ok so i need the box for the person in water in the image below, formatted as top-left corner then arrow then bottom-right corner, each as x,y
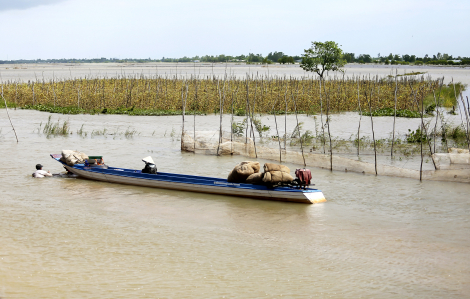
33,164 -> 52,178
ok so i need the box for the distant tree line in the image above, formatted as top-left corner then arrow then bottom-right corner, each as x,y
1,51 -> 468,65
343,52 -> 470,65
159,52 -> 301,64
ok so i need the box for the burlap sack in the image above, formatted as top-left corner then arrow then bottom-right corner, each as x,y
227,161 -> 260,183
61,150 -> 89,166
246,172 -> 264,184
244,161 -> 260,173
264,163 -> 290,173
262,171 -> 294,184
228,164 -> 254,183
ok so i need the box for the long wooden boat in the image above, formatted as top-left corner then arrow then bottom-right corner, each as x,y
50,154 -> 326,204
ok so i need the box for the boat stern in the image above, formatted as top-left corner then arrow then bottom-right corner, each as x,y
304,190 -> 327,204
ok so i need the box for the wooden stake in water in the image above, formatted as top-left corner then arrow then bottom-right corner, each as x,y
319,78 -> 326,154
283,84 -> 288,150
181,81 -> 188,150
15,82 -> 18,110
271,85 -> 282,162
459,93 -> 470,151
292,82 -> 306,167
322,80 -> 333,171
391,70 -> 398,157
1,86 -> 19,143
409,83 -> 437,170
365,84 -> 377,176
194,78 -> 199,152
420,88 -> 424,182
356,76 -> 362,156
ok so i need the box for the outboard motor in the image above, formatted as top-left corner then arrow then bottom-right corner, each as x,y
142,156 -> 158,174
295,168 -> 312,189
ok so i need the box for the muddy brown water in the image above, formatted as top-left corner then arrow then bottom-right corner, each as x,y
1,64 -> 470,298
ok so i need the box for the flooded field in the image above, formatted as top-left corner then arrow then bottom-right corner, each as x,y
1,63 -> 470,86
1,64 -> 470,298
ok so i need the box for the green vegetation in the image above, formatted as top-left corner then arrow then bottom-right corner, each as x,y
387,72 -> 427,78
231,118 -> 271,137
406,128 -> 428,143
2,49 -> 469,66
1,76 -> 440,116
278,56 -> 295,64
25,104 -> 86,114
39,116 -> 71,137
252,117 -> 271,137
423,82 -> 467,108
400,72 -> 426,76
37,117 -> 140,139
300,41 -> 346,79
22,104 -> 205,116
362,108 -> 422,118
232,119 -> 246,136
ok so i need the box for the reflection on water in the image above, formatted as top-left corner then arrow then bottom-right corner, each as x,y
1,110 -> 470,298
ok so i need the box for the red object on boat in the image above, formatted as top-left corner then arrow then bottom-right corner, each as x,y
295,169 -> 312,186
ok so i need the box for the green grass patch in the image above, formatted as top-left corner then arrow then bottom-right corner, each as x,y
423,82 -> 467,108
39,116 -> 71,137
387,72 -> 427,78
24,104 -> 87,114
21,104 -> 206,116
362,108 -> 422,118
0,101 -> 19,109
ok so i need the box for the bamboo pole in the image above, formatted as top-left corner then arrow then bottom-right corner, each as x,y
391,70 -> 398,157
245,78 -> 258,158
230,85 -> 239,155
420,88 -> 424,182
365,82 -> 377,175
409,83 -> 437,170
15,82 -> 18,110
292,82 -> 306,167
216,76 -> 227,156
194,78 -> 199,152
459,93 -> 470,151
271,83 -> 282,162
245,76 -> 250,144
319,78 -> 326,154
283,83 -> 288,150
181,81 -> 188,147
357,76 -> 362,156
433,78 -> 444,152
77,83 -> 80,108
432,90 -> 446,151
1,86 -> 19,143
322,79 -> 333,171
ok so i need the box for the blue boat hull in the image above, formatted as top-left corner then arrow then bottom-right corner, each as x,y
51,155 -> 326,204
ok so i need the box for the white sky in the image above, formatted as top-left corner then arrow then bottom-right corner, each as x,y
1,0 -> 469,60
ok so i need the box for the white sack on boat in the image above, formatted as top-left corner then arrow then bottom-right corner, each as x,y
61,150 -> 89,166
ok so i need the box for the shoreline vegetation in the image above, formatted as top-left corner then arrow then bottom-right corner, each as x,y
2,73 -> 468,157
1,52 -> 469,66
1,75 -> 465,117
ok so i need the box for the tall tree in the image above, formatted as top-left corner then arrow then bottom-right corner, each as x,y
300,41 -> 346,79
